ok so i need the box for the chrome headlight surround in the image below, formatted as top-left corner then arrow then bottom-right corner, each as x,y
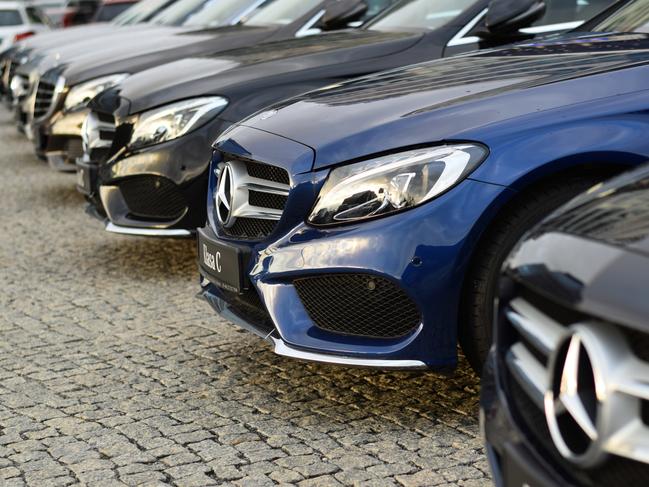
129,97 -> 229,150
308,144 -> 489,226
64,74 -> 130,112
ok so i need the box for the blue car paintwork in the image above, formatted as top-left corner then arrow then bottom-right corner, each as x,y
202,33 -> 649,368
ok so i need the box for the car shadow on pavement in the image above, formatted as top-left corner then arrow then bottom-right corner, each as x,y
85,235 -> 198,281
39,179 -> 86,208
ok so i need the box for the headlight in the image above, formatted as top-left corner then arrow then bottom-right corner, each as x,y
64,74 -> 129,112
130,97 -> 228,149
309,144 -> 488,225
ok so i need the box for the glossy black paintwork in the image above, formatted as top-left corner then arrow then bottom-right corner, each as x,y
505,164 -> 649,334
33,0 -> 397,87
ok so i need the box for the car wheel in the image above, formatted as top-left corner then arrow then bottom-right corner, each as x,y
459,176 -> 604,374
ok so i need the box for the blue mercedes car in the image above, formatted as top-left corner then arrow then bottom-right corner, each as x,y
198,0 -> 649,372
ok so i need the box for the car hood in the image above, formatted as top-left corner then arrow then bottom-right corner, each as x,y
40,25 -> 276,86
237,33 -> 649,170
19,23 -> 119,50
118,29 -> 423,114
507,161 -> 649,333
67,25 -> 280,85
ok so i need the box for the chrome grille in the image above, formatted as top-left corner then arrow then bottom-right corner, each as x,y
500,285 -> 649,485
214,159 -> 290,241
32,76 -> 63,121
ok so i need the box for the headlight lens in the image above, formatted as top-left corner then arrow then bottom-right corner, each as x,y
130,97 -> 228,149
309,144 -> 488,225
64,74 -> 129,112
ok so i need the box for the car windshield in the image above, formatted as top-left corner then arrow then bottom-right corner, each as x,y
244,0 -> 320,27
112,0 -> 171,24
367,0 -> 476,32
589,0 -> 649,33
0,9 -> 22,26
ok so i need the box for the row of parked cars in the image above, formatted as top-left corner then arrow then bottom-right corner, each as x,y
0,0 -> 145,54
2,0 -> 648,485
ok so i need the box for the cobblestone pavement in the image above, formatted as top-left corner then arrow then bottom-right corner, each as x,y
0,106 -> 491,487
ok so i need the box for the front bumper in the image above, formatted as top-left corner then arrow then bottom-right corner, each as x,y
481,350 -> 577,487
39,108 -> 87,172
199,174 -> 511,369
94,119 -> 229,235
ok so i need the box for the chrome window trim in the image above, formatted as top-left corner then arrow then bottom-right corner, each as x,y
295,9 -> 326,38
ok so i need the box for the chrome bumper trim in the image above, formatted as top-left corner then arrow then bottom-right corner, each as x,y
271,338 -> 427,369
105,222 -> 192,238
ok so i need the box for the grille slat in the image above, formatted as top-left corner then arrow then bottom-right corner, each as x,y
216,159 -> 290,241
294,274 -> 421,339
33,79 -> 57,119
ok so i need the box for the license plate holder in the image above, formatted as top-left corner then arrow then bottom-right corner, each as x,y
76,161 -> 97,196
198,227 -> 249,293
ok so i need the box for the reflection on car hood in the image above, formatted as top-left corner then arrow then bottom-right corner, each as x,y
41,25 -> 275,85
239,33 -> 649,169
537,164 -> 649,256
117,29 -> 422,114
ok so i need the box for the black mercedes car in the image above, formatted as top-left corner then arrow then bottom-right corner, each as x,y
481,163 -> 649,486
80,0 -> 613,237
21,0 -> 389,169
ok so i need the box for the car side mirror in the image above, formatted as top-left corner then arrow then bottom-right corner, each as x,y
477,0 -> 546,39
320,0 -> 368,31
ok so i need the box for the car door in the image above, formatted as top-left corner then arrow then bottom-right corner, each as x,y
444,0 -> 616,57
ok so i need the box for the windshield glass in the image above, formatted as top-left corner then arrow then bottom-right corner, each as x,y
181,0 -> 265,27
590,0 -> 649,32
245,0 -> 320,26
368,0 -> 476,32
0,9 -> 22,26
112,0 -> 172,24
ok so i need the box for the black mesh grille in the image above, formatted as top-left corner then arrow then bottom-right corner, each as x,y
246,160 -> 290,185
222,218 -> 279,240
294,274 -> 421,339
219,288 -> 274,334
118,176 -> 187,221
34,79 -> 56,119
248,190 -> 287,210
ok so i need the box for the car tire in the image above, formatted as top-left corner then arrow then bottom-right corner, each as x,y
459,176 -> 603,375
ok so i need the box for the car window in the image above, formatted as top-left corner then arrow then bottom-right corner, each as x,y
181,0 -> 267,27
367,0 -> 477,32
151,0 -> 264,27
452,0 -> 615,46
0,9 -> 23,26
245,0 -> 321,26
589,0 -> 649,33
25,6 -> 49,24
112,0 -> 172,24
95,2 -> 134,21
529,0 -> 612,26
362,0 -> 400,22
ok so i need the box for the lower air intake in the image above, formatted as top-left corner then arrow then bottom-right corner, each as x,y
294,274 -> 421,339
118,176 -> 187,221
